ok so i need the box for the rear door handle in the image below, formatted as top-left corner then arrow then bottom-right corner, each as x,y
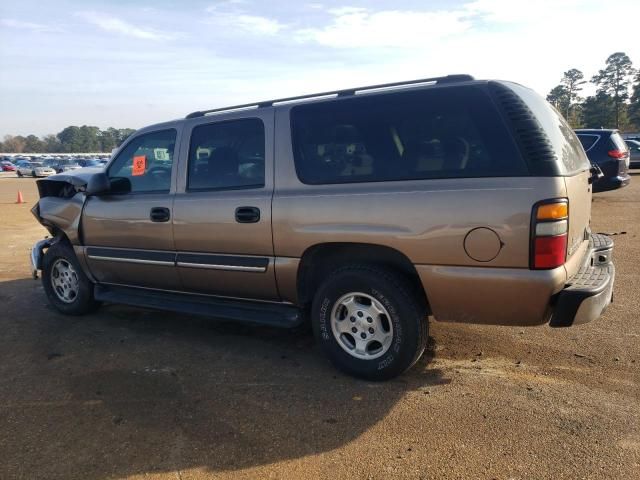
150,207 -> 170,222
235,206 -> 260,223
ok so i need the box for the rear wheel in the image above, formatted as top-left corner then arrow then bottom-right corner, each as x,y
312,264 -> 428,380
17,170 -> 22,177
42,242 -> 98,315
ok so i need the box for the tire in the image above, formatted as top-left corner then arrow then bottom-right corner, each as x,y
42,242 -> 99,315
17,171 -> 22,177
312,264 -> 428,381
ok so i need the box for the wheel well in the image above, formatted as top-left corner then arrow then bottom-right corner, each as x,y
296,243 -> 429,310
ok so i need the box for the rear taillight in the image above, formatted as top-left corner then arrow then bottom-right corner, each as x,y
608,149 -> 628,159
531,199 -> 568,270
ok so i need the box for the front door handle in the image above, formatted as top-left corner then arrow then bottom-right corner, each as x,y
150,207 -> 170,223
235,206 -> 260,223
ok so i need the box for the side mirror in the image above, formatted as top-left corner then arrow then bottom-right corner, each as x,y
86,172 -> 110,196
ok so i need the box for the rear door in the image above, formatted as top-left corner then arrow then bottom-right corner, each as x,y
172,110 -> 278,300
82,127 -> 182,290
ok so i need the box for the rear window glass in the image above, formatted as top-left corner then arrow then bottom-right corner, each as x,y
610,132 -> 628,151
506,83 -> 590,174
290,86 -> 527,185
576,134 -> 599,152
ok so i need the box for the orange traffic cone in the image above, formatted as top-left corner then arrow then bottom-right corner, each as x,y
16,190 -> 25,204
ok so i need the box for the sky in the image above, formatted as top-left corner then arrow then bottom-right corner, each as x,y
1,0 -> 639,137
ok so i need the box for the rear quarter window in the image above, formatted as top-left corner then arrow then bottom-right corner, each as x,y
290,86 -> 527,185
503,83 -> 590,175
576,134 -> 600,152
609,132 -> 629,151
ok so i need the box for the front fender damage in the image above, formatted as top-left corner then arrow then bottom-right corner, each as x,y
32,173 -> 92,245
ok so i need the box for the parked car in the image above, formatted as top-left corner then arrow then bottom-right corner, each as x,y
17,162 -> 56,178
79,158 -> 108,168
574,129 -> 631,192
44,159 -> 83,174
1,161 -> 17,172
30,75 -> 615,380
625,139 -> 640,168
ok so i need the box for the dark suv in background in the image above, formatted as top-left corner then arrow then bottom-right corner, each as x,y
575,129 -> 631,192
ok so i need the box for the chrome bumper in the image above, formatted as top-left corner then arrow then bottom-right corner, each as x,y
30,238 -> 53,279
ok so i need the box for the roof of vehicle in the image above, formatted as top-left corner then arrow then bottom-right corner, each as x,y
133,75 -> 494,137
187,75 -> 484,121
574,129 -> 619,134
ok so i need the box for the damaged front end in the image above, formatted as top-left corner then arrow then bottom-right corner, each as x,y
30,170 -> 101,278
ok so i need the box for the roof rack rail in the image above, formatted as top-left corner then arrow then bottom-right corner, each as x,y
185,74 -> 474,119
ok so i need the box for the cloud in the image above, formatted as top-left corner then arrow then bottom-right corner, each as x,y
295,7 -> 472,48
219,14 -> 284,35
75,11 -> 173,41
0,18 -> 61,33
466,0 -> 584,23
203,3 -> 284,35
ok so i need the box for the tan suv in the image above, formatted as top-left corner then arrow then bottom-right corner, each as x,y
30,75 -> 615,380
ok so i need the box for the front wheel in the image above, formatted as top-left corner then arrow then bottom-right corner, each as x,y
17,171 -> 23,177
42,242 -> 99,315
312,264 -> 428,380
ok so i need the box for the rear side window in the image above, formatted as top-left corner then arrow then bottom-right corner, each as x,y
291,86 -> 527,185
504,83 -> 590,174
187,118 -> 265,191
609,132 -> 628,152
576,134 -> 600,152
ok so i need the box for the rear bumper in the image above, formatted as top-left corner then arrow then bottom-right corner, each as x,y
593,173 -> 631,192
549,233 -> 614,327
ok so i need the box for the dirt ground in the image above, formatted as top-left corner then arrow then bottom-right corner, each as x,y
0,174 -> 638,480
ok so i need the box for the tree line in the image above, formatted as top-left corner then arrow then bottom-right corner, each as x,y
547,51 -> 639,131
3,53 -> 638,154
0,126 -> 136,153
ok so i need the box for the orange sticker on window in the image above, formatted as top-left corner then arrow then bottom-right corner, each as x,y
132,155 -> 146,176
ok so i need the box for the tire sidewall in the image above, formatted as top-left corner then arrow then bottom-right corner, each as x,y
42,242 -> 96,315
313,268 -> 423,380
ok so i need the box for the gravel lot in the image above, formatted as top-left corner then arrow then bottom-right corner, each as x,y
0,175 -> 638,480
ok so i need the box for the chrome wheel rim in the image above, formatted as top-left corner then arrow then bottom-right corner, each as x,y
330,292 -> 394,360
50,259 -> 79,304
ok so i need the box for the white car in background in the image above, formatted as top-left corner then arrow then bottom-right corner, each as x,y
17,161 -> 56,178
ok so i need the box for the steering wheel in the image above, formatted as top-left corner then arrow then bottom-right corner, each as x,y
145,166 -> 171,187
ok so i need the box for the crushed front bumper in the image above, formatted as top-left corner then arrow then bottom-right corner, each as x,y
549,233 -> 614,327
30,238 -> 53,279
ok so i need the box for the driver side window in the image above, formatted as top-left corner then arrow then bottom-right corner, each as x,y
108,129 -> 177,194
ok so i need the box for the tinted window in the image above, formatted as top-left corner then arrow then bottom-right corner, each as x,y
576,134 -> 600,152
506,83 -> 590,174
187,119 -> 265,191
609,132 -> 629,152
291,86 -> 527,185
108,129 -> 176,194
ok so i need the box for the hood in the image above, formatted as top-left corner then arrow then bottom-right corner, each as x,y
41,168 -> 102,188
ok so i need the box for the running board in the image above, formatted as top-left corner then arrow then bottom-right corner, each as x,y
94,285 -> 303,328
